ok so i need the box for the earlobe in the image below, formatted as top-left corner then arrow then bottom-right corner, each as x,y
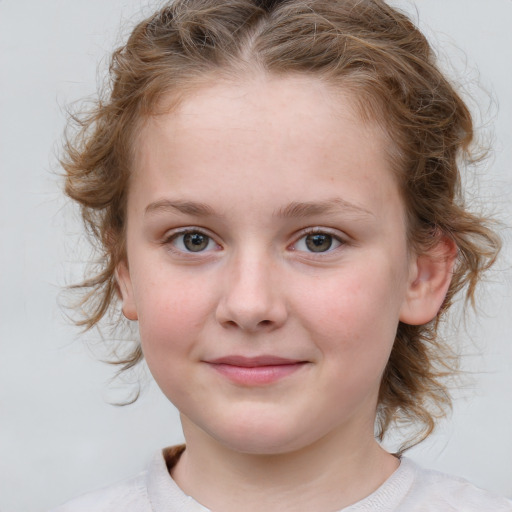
115,262 -> 138,321
399,237 -> 457,326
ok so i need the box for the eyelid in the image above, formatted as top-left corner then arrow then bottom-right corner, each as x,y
163,226 -> 206,241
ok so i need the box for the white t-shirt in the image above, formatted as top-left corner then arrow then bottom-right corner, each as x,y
50,446 -> 512,511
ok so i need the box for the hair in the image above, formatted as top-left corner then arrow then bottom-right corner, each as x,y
62,0 -> 500,451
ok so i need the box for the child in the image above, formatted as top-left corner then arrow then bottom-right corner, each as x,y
54,0 -> 511,510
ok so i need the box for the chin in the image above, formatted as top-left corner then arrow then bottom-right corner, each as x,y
205,415 -> 322,456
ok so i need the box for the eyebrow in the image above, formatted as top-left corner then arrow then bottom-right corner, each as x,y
144,197 -> 374,219
145,199 -> 216,217
275,198 -> 374,219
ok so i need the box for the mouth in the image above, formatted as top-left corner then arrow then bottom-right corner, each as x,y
204,355 -> 309,386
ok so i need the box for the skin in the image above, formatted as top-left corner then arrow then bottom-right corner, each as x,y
117,75 -> 454,512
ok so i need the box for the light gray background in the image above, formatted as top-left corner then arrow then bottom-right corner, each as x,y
0,1 -> 511,510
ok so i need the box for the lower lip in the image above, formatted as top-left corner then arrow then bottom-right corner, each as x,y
207,362 -> 307,386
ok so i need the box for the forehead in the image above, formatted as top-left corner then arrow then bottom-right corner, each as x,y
136,75 -> 390,171
131,75 -> 403,223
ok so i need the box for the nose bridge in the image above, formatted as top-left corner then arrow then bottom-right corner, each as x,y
216,244 -> 287,331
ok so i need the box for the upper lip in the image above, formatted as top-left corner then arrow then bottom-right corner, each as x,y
205,356 -> 306,367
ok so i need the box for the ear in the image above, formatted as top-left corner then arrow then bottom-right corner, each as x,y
399,237 -> 457,325
115,261 -> 138,321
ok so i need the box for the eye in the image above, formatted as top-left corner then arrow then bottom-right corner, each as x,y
293,231 -> 343,253
168,230 -> 218,253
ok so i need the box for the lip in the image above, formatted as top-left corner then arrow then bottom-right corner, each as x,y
204,356 -> 309,386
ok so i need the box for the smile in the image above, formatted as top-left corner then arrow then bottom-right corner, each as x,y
204,356 -> 309,386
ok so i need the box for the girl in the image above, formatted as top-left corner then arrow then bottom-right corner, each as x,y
54,0 -> 511,510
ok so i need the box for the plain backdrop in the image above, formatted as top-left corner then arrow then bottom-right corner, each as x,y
0,1 -> 511,510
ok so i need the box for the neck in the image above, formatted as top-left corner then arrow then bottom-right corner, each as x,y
172,417 -> 399,512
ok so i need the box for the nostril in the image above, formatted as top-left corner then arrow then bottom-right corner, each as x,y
220,318 -> 274,331
215,291 -> 288,332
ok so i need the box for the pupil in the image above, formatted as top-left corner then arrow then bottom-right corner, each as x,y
306,233 -> 332,252
184,233 -> 209,252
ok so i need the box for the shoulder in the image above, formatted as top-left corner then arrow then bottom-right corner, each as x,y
48,471 -> 150,512
48,446 -> 207,512
398,458 -> 512,512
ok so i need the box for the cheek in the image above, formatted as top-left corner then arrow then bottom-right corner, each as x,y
135,271 -> 216,355
294,263 -> 404,359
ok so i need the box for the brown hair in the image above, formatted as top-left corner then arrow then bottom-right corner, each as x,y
62,0 -> 500,450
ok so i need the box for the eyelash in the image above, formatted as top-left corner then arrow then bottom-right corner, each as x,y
162,227 -> 347,256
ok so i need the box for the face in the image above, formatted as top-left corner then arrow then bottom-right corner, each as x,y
117,75 -> 429,455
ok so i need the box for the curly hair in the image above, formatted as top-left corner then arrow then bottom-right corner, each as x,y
62,0 -> 500,451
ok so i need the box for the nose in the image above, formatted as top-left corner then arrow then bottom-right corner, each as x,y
215,251 -> 288,332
